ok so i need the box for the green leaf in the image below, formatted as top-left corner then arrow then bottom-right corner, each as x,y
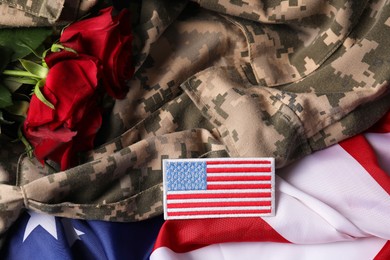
4,100 -> 29,117
0,46 -> 12,73
2,78 -> 23,93
34,80 -> 55,109
17,41 -> 43,59
18,127 -> 34,158
2,77 -> 37,93
0,27 -> 52,61
19,59 -> 49,79
2,69 -> 40,79
0,83 -> 12,108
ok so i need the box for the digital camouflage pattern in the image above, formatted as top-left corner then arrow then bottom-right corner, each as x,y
0,0 -> 97,27
1,0 -> 390,246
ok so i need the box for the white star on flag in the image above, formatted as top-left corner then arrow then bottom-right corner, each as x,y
23,211 -> 58,242
61,218 -> 85,246
23,211 -> 84,244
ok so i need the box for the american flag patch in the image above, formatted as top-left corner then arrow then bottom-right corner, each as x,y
163,158 -> 275,220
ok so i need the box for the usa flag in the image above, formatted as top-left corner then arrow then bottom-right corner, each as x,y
163,158 -> 275,219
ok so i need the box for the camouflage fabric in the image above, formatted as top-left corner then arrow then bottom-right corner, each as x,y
0,0 -> 97,27
1,0 -> 390,245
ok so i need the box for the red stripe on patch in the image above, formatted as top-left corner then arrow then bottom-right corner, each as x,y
207,160 -> 271,165
167,201 -> 272,208
207,167 -> 272,173
207,184 -> 272,190
166,192 -> 272,200
207,175 -> 272,182
168,209 -> 272,216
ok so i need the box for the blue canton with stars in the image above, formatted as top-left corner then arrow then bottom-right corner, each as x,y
166,161 -> 207,191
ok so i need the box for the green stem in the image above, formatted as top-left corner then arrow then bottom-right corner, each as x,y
2,69 -> 41,78
34,79 -> 55,109
51,43 -> 77,54
18,126 -> 33,158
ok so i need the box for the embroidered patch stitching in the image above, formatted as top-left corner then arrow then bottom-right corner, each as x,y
163,158 -> 275,220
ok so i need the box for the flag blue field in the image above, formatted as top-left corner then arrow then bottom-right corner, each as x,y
0,211 -> 164,260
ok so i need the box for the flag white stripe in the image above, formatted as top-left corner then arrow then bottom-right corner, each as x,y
364,132 -> 390,174
167,189 -> 272,194
167,198 -> 272,203
167,206 -> 271,212
265,142 -> 390,243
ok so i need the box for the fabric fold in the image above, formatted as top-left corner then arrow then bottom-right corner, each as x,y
0,0 -> 390,250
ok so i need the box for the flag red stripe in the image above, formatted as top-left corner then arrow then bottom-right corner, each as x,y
208,184 -> 272,190
207,167 -> 271,173
374,240 -> 390,260
153,218 -> 289,253
167,201 -> 272,208
207,160 -> 271,165
168,209 -> 272,216
167,192 -> 272,200
207,176 -> 271,182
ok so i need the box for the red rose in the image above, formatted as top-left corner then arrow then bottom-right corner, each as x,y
60,7 -> 133,99
23,50 -> 102,170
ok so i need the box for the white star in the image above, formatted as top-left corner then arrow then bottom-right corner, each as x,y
23,211 -> 85,245
61,218 -> 85,246
23,211 -> 58,242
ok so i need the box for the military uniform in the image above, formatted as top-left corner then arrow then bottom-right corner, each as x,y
0,0 -> 389,247
0,0 -> 97,27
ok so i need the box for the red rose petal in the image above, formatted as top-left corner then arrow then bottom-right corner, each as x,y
44,56 -> 100,127
60,6 -> 133,99
23,6 -> 133,170
24,90 -> 57,127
